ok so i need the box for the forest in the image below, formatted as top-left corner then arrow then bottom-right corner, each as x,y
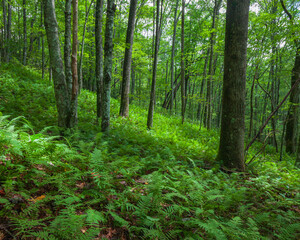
0,0 -> 299,239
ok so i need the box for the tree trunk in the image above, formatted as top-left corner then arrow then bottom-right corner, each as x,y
101,0 -> 115,132
205,0 -> 222,129
130,65 -> 135,103
286,46 -> 300,153
169,0 -> 179,112
296,134 -> 300,167
78,0 -> 94,93
43,0 -> 70,128
68,0 -> 79,128
147,0 -> 161,129
64,0 -> 72,96
217,0 -> 250,171
180,0 -> 185,124
197,49 -> 209,122
2,0 -> 7,61
119,0 -> 138,117
6,0 -> 11,62
41,2 -> 45,79
23,0 -> 27,65
96,0 -> 104,119
249,64 -> 259,138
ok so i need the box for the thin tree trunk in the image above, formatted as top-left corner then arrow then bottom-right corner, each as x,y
205,0 -> 222,129
197,49 -> 210,122
78,0 -> 94,92
41,2 -> 45,79
119,0 -> 138,117
170,0 -> 179,111
23,0 -> 27,65
181,0 -> 185,124
6,0 -> 11,62
68,0 -> 79,128
147,0 -> 161,129
101,0 -> 115,132
96,0 -> 104,119
64,0 -> 72,96
130,65 -> 135,103
2,0 -> 7,61
217,0 -> 250,171
249,64 -> 259,138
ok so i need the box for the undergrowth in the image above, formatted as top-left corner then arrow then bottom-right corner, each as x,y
0,62 -> 299,239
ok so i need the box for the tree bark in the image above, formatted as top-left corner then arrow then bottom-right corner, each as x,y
180,0 -> 185,124
78,0 -> 94,92
170,0 -> 179,111
6,0 -> 11,62
96,0 -> 104,119
64,0 -> 72,97
41,2 -> 45,79
43,0 -> 70,128
280,0 -> 300,154
119,0 -> 138,117
23,0 -> 27,65
101,0 -> 115,132
68,0 -> 79,128
217,0 -> 250,171
286,46 -> 300,153
147,0 -> 161,129
204,0 -> 222,129
2,0 -> 7,61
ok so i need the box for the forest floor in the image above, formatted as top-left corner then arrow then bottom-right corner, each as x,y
0,62 -> 299,239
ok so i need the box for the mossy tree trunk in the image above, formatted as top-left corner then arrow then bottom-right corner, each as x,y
43,0 -> 70,128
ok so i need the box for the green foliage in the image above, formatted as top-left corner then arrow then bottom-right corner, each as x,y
0,64 -> 299,239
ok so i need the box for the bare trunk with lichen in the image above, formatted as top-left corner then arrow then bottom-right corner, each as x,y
101,0 -> 115,132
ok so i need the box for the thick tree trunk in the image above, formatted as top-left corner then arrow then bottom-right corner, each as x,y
119,0 -> 138,117
217,0 -> 250,171
96,0 -> 104,119
43,0 -> 69,128
286,46 -> 300,153
101,0 -> 115,132
64,0 -> 72,96
23,0 -> 27,65
147,0 -> 161,129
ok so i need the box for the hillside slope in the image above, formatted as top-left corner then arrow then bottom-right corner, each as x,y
0,62 -> 299,239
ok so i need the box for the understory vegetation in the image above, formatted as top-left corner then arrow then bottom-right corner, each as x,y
0,63 -> 299,239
